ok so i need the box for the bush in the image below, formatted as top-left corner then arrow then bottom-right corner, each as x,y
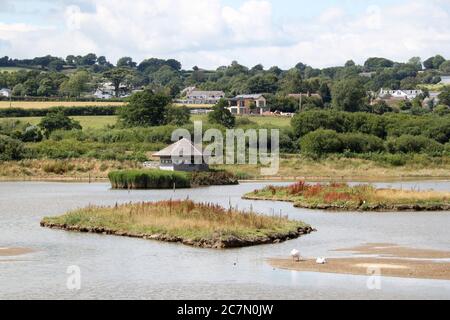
21,125 -> 43,142
340,133 -> 385,153
300,130 -> 343,156
208,99 -> 236,129
0,135 -> 26,160
165,106 -> 191,126
118,91 -> 171,127
39,111 -> 82,137
387,135 -> 444,155
108,170 -> 191,189
292,111 -> 387,139
189,170 -> 238,186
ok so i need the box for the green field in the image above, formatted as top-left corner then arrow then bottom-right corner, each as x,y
0,101 -> 125,109
1,116 -> 117,129
191,115 -> 291,127
2,115 -> 291,130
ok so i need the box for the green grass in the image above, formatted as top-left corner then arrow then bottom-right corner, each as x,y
41,200 -> 309,248
108,169 -> 239,189
192,115 -> 291,128
108,169 -> 191,189
2,114 -> 290,131
1,116 -> 117,129
417,84 -> 449,91
245,181 -> 450,211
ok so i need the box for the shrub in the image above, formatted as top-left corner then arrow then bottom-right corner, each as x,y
43,161 -> 75,174
387,135 -> 444,155
292,111 -> 387,139
189,170 -> 238,186
340,133 -> 385,153
118,91 -> 171,127
0,135 -> 26,161
21,126 -> 43,142
165,106 -> 191,126
300,130 -> 343,156
39,111 -> 82,137
208,99 -> 236,129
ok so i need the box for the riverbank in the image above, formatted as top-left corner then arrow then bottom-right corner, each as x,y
41,200 -> 314,249
244,181 -> 450,212
269,244 -> 450,281
1,156 -> 450,182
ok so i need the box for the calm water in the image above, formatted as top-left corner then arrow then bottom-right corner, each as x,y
0,181 -> 449,300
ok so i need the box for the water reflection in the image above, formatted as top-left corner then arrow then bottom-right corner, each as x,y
0,181 -> 449,300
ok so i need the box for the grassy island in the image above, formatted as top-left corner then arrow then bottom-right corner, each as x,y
40,200 -> 313,249
108,169 -> 238,189
244,181 -> 450,212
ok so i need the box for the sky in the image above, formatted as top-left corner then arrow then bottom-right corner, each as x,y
0,0 -> 449,69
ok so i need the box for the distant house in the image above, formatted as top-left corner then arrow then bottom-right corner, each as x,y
184,89 -> 225,105
93,89 -> 113,99
379,89 -> 423,100
0,88 -> 12,98
359,72 -> 376,78
288,93 -> 322,101
228,94 -> 269,115
93,82 -> 129,99
440,75 -> 450,85
153,138 -> 209,172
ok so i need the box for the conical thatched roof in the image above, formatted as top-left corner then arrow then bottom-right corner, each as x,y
153,138 -> 203,157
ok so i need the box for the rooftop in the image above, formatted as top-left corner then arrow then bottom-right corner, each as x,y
153,138 -> 204,157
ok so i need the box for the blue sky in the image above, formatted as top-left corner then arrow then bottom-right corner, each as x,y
0,0 -> 449,69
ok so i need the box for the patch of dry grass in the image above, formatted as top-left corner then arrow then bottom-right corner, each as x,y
42,200 -> 307,241
0,159 -> 140,181
217,155 -> 450,181
0,101 -> 125,109
245,181 -> 450,211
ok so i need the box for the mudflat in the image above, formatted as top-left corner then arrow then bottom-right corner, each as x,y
269,257 -> 450,281
0,247 -> 34,257
269,244 -> 450,281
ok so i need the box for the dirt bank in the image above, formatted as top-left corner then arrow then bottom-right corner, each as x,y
40,221 -> 315,249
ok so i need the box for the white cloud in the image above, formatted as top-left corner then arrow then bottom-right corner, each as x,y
0,0 -> 449,69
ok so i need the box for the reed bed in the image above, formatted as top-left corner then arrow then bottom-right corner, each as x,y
108,170 -> 191,189
245,181 -> 450,211
41,200 -> 311,248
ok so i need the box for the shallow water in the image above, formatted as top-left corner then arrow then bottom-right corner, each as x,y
0,181 -> 449,300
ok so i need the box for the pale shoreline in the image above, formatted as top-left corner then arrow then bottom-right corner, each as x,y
269,244 -> 450,281
0,247 -> 35,257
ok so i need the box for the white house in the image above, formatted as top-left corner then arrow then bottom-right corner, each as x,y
93,89 -> 113,99
379,89 -> 423,100
0,88 -> 12,98
93,82 -> 130,99
153,138 -> 209,172
228,94 -> 269,115
184,90 -> 225,105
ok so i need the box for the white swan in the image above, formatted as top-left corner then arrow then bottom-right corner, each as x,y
316,257 -> 327,264
291,249 -> 301,262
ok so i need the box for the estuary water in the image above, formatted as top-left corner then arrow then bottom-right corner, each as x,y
0,181 -> 449,300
